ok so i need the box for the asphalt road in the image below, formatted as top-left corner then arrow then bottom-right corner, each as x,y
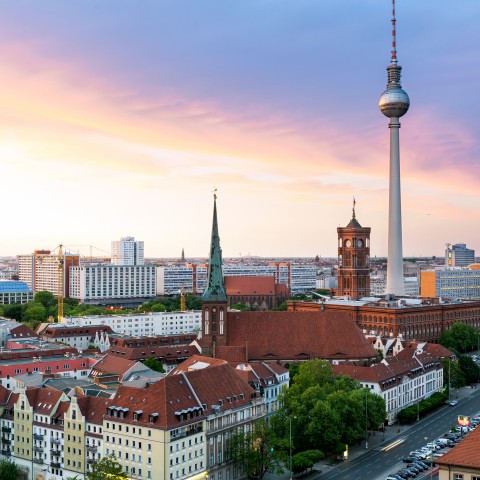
315,388 -> 480,480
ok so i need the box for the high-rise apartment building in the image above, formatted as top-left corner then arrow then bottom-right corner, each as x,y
17,250 -> 80,297
445,243 -> 475,267
69,264 -> 156,304
111,236 -> 144,266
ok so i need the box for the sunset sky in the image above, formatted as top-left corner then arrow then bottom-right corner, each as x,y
0,1 -> 478,259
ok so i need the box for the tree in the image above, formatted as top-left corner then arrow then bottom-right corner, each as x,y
0,458 -> 20,480
458,354 -> 480,384
34,291 -> 55,308
144,357 -> 165,373
440,323 -> 477,353
22,302 -> 47,325
442,359 -> 465,390
230,303 -> 251,311
2,303 -> 24,321
292,450 -> 324,474
87,454 -> 127,480
229,419 -> 285,480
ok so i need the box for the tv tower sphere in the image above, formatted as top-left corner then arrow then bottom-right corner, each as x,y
379,86 -> 410,118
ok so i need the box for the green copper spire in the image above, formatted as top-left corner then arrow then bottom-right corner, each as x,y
203,190 -> 227,302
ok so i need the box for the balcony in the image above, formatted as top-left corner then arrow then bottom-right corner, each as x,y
86,445 -> 97,453
1,449 -> 11,456
1,427 -> 11,433
33,433 -> 44,441
50,449 -> 61,456
50,462 -> 61,468
1,439 -> 11,445
50,438 -> 61,445
33,458 -> 44,465
33,446 -> 44,453
87,458 -> 95,465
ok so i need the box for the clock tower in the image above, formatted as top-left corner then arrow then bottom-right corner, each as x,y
336,201 -> 371,300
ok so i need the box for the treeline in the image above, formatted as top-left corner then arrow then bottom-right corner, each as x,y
0,291 -> 204,330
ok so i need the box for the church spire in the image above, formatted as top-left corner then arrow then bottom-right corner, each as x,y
203,189 -> 227,302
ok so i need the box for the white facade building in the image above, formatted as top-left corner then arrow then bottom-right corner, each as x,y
421,267 -> 480,300
370,276 -> 419,297
111,236 -> 144,266
445,243 -> 475,268
69,264 -> 156,303
61,311 -> 202,336
156,262 -> 317,295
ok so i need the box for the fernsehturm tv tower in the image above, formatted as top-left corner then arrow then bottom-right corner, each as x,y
379,0 -> 409,296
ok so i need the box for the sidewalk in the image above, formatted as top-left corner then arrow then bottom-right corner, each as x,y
265,385 -> 478,480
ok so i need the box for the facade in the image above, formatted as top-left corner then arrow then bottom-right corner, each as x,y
69,264 -> 156,304
37,324 -> 114,350
370,276 -> 419,297
290,297 -> 480,343
420,267 -> 480,300
112,236 -> 145,266
445,243 -> 475,267
156,263 -> 317,296
17,250 -> 80,297
336,206 -> 371,300
0,385 -> 108,480
333,348 -> 443,424
61,311 -> 202,336
0,280 -> 33,304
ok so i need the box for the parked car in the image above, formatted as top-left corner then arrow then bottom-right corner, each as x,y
397,469 -> 416,478
403,457 -> 419,463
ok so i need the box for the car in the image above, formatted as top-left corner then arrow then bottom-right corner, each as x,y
403,457 -> 419,463
416,461 -> 429,469
449,400 -> 458,406
411,463 -> 426,471
407,466 -> 420,474
397,469 -> 416,478
426,442 -> 440,450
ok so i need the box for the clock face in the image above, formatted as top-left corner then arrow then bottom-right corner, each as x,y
345,240 -> 351,247
357,239 -> 363,247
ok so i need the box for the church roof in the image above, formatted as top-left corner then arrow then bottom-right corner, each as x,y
346,217 -> 362,228
219,310 -> 378,362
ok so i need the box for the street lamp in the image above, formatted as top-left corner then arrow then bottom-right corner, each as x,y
365,389 -> 368,449
289,416 -> 297,480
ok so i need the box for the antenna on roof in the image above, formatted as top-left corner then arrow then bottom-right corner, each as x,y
391,0 -> 398,65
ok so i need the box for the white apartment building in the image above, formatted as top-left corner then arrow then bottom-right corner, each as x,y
61,311 -> 202,336
112,236 -> 144,266
157,262 -> 317,295
421,267 -> 480,300
17,250 -> 80,296
334,349 -> 443,425
370,276 -> 419,297
69,264 -> 156,304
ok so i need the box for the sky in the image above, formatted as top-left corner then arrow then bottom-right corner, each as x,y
0,0 -> 479,259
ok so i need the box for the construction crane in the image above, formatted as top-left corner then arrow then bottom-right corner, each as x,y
57,244 -> 64,322
180,284 -> 186,312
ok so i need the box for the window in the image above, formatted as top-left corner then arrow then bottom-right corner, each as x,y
454,476 -> 463,480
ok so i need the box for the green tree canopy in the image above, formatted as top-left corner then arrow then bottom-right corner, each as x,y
143,357 -> 165,373
0,459 -> 20,480
458,354 -> 480,384
440,323 -> 478,353
278,359 -> 386,455
442,358 -> 466,390
87,454 -> 127,480
34,291 -> 56,308
229,419 -> 285,480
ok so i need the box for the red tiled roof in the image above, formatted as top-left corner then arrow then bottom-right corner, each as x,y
108,358 -> 256,430
215,346 -> 248,362
78,395 -> 111,425
217,310 -> 378,361
107,344 -> 198,362
435,426 -> 480,468
225,276 -> 277,295
42,325 -> 113,338
0,385 -> 11,405
171,355 -> 227,373
10,324 -> 37,338
26,386 -> 64,415
91,354 -> 138,378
